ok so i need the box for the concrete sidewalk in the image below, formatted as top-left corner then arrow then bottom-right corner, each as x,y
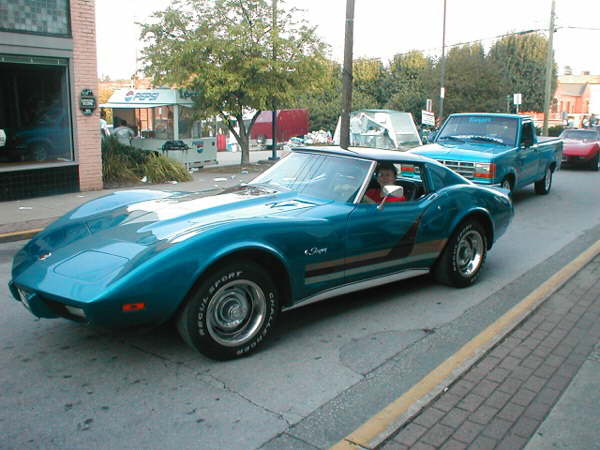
0,149 -> 286,239
377,253 -> 600,450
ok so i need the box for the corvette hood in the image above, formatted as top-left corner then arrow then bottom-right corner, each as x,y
412,142 -> 512,162
12,185 -> 324,283
562,140 -> 597,157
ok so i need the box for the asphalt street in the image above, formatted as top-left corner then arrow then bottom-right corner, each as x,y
1,166 -> 599,449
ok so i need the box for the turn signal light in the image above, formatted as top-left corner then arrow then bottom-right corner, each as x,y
474,162 -> 496,180
122,303 -> 146,312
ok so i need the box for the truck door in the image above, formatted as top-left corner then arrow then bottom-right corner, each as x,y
516,121 -> 539,185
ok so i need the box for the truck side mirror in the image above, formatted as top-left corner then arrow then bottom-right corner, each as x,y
521,137 -> 533,148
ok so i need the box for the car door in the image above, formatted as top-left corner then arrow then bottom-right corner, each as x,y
515,121 -> 539,185
344,162 -> 439,285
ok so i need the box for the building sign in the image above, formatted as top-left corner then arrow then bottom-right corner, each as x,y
102,89 -> 195,108
421,110 -> 435,126
80,89 -> 96,115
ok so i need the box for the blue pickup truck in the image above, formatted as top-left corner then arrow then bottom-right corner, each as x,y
411,113 -> 562,195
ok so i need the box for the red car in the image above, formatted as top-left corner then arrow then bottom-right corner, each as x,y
559,128 -> 600,171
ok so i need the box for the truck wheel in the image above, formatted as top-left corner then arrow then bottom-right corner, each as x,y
176,260 -> 280,360
534,166 -> 553,195
29,143 -> 49,162
589,153 -> 599,172
433,220 -> 487,288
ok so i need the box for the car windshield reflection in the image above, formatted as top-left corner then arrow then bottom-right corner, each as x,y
251,152 -> 372,202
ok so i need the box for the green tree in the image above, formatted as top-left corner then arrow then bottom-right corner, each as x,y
384,51 -> 435,121
140,0 -> 327,163
352,58 -> 386,107
433,43 -> 508,117
488,33 -> 557,112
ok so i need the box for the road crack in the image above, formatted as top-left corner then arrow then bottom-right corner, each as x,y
203,373 -> 292,427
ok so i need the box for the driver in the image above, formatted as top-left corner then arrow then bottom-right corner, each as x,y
364,163 -> 406,204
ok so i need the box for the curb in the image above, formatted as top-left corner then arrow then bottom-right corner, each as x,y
331,239 -> 600,450
0,228 -> 44,244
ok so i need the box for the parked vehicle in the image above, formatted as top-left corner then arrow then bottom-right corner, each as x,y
10,146 -> 513,360
333,109 -> 422,150
558,128 -> 600,171
250,109 -> 309,145
2,107 -> 72,162
410,113 -> 563,195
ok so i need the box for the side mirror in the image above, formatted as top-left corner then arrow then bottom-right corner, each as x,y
377,185 -> 404,210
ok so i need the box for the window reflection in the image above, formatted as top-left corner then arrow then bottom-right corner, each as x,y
0,60 -> 73,164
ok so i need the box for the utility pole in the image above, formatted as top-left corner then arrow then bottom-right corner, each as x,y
270,0 -> 279,160
340,0 -> 355,149
438,0 -> 447,124
542,0 -> 556,136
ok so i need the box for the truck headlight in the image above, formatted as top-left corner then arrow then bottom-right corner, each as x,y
474,162 -> 496,180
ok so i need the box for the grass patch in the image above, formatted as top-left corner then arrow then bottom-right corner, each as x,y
102,137 -> 191,186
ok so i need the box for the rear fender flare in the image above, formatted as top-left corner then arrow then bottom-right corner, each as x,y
447,207 -> 495,250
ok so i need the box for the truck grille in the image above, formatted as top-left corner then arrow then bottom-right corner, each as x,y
439,160 -> 475,179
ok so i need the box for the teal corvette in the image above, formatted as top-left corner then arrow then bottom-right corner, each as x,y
9,147 -> 513,360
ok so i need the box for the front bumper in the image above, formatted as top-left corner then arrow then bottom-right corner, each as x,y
9,280 -> 83,320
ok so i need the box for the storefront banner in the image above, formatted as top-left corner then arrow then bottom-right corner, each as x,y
101,88 -> 194,108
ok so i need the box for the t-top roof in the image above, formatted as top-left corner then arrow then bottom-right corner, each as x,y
292,145 -> 438,164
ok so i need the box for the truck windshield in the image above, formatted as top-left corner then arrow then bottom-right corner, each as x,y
437,116 -> 518,147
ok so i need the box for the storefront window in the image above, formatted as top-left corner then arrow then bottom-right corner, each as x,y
153,106 -> 174,140
0,56 -> 73,164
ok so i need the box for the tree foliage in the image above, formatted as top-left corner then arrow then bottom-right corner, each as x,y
435,43 -> 508,115
385,51 -> 435,120
140,0 -> 327,163
488,33 -> 557,112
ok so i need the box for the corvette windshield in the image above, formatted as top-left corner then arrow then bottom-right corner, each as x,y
438,116 -> 518,147
251,152 -> 372,202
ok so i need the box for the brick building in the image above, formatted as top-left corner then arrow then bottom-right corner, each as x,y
529,73 -> 600,129
0,0 -> 102,201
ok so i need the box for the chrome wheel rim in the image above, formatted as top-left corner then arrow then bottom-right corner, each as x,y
456,230 -> 485,277
206,279 -> 266,347
544,168 -> 552,190
501,179 -> 511,191
31,145 -> 47,161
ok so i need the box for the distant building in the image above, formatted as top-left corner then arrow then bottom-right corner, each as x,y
529,74 -> 600,130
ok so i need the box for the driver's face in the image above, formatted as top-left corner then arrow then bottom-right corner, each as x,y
377,168 -> 396,187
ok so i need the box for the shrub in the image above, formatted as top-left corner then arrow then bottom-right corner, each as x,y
101,136 -> 191,186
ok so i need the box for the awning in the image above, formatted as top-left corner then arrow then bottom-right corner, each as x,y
101,88 -> 195,109
100,102 -> 172,109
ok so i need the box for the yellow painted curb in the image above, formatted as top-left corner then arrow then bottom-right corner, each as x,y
332,239 -> 600,450
0,228 -> 43,243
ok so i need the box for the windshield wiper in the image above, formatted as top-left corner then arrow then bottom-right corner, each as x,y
438,135 -> 465,142
460,135 -> 507,145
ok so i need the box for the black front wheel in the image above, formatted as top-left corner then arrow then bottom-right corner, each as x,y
176,261 -> 280,360
589,153 -> 599,172
433,220 -> 487,288
534,166 -> 553,195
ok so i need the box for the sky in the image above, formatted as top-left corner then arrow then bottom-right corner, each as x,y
96,0 -> 600,81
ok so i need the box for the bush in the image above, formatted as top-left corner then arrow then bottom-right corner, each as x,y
101,136 -> 191,186
547,125 -> 565,137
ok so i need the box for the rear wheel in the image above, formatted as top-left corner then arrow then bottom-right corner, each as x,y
433,220 -> 487,288
176,261 -> 280,360
589,153 -> 599,171
534,166 -> 553,195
